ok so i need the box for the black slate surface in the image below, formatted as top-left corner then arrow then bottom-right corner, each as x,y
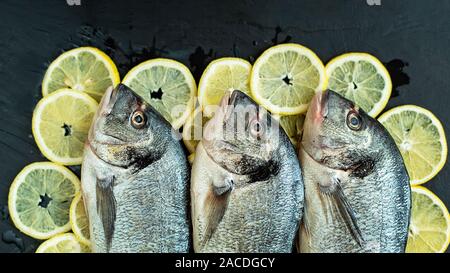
0,0 -> 448,253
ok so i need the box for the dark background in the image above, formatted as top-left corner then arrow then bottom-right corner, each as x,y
0,0 -> 448,253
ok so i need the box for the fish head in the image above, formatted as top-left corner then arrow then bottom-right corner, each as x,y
202,90 -> 281,179
88,84 -> 169,168
302,90 -> 383,174
300,90 -> 411,250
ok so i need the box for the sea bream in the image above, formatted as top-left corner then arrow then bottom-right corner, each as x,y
81,84 -> 190,253
191,90 -> 304,253
298,90 -> 411,253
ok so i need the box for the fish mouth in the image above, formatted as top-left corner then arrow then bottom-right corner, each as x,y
302,90 -> 330,152
220,92 -> 233,121
97,84 -> 133,117
300,142 -> 342,172
88,84 -> 134,146
309,90 -> 329,124
220,90 -> 246,121
221,90 -> 259,120
88,85 -> 118,144
86,143 -> 128,169
98,85 -> 118,116
97,134 -> 128,145
301,90 -> 338,166
219,89 -> 249,107
85,132 -> 127,168
204,90 -> 250,140
228,90 -> 248,107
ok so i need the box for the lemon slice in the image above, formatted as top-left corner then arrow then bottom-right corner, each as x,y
188,153 -> 196,165
250,43 -> 327,115
70,193 -> 90,246
122,58 -> 196,129
182,108 -> 210,153
32,89 -> 98,166
406,186 -> 450,253
277,114 -> 305,148
326,53 -> 392,117
378,105 -> 447,185
198,57 -> 252,117
8,162 -> 80,240
42,47 -> 120,101
36,233 -> 90,253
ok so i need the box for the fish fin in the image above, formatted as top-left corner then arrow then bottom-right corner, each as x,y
323,178 -> 365,247
202,178 -> 232,247
298,219 -> 311,251
96,176 -> 116,252
301,200 -> 311,238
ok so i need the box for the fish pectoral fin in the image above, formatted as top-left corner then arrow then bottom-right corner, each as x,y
298,219 -> 311,251
202,178 -> 232,247
96,176 -> 117,252
323,178 -> 365,247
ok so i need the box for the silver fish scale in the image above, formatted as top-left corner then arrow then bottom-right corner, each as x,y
303,175 -> 383,252
85,143 -> 190,253
202,139 -> 303,253
299,146 -> 410,253
378,152 -> 411,251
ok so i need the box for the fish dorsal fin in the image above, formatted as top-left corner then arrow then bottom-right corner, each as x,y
202,176 -> 233,247
96,176 -> 116,252
321,177 -> 365,247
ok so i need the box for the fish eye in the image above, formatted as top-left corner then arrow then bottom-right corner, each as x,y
131,110 -> 147,129
346,111 -> 362,131
249,119 -> 264,139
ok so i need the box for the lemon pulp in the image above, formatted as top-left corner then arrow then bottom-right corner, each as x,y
32,89 -> 98,165
326,53 -> 392,117
70,193 -> 90,246
406,187 -> 450,253
251,43 -> 327,115
8,162 -> 80,239
122,58 -> 196,129
198,57 -> 252,117
42,47 -> 120,101
379,105 -> 447,185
